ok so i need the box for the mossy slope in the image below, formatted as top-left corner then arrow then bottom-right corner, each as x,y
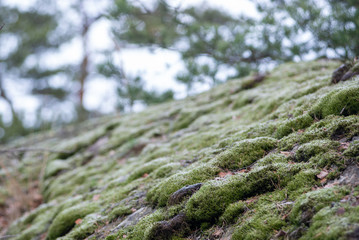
1,60 -> 359,240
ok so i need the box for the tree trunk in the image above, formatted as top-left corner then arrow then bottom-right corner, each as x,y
79,1 -> 89,112
0,75 -> 17,121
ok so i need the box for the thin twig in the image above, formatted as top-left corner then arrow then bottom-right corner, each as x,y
340,104 -> 347,115
39,152 -> 49,190
0,147 -> 71,154
0,235 -> 19,240
0,24 -> 4,31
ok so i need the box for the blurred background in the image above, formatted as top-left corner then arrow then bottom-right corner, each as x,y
0,0 -> 358,142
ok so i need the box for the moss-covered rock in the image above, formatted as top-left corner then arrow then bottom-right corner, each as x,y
1,60 -> 359,240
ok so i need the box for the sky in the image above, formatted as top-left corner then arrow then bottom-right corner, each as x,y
1,0 -> 257,124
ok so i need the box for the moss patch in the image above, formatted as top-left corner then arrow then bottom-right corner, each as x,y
47,202 -> 100,240
185,164 -> 299,222
213,137 -> 277,170
311,85 -> 359,118
3,60 -> 359,240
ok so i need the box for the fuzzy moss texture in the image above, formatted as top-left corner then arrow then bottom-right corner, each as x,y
1,60 -> 359,240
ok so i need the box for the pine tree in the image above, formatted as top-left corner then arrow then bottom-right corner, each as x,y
256,0 -> 359,59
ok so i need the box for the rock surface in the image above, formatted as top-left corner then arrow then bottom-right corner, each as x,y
1,60 -> 359,239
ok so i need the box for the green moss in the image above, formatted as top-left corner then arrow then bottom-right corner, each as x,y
118,210 -> 166,240
57,214 -> 107,240
275,114 -> 313,138
232,94 -> 256,109
101,179 -> 138,203
172,109 -> 210,131
127,157 -> 171,182
45,160 -> 71,177
214,137 -> 277,170
294,139 -> 339,163
302,204 -> 359,239
152,163 -> 181,179
53,126 -> 108,159
7,204 -> 59,240
286,169 -> 318,197
231,185 -> 349,240
344,140 -> 359,160
351,62 -> 359,72
311,85 -> 359,119
105,235 -> 117,240
232,203 -> 287,240
109,205 -> 133,221
240,75 -> 265,90
290,187 -> 349,225
219,201 -> 246,224
279,115 -> 359,150
4,60 -> 359,240
147,164 -> 220,207
43,158 -> 117,201
310,151 -> 342,168
47,202 -> 100,240
174,131 -> 220,151
256,153 -> 287,166
185,164 -> 299,222
171,237 -> 187,240
104,124 -> 153,153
